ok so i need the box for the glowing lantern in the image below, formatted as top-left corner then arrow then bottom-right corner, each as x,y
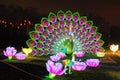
56,52 -> 66,58
72,61 -> 87,71
96,52 -> 105,57
22,47 -> 32,56
46,60 -> 67,79
110,44 -> 119,54
50,55 -> 61,62
75,51 -> 84,57
86,59 -> 100,67
3,47 -> 17,60
15,52 -> 26,60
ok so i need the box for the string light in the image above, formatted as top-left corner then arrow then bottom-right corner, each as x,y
0,19 -> 32,29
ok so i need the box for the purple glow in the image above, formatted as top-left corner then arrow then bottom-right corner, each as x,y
3,47 -> 17,57
46,60 -> 66,75
50,55 -> 61,62
75,51 -> 84,57
72,61 -> 87,71
86,59 -> 100,67
56,52 -> 66,58
15,52 -> 26,60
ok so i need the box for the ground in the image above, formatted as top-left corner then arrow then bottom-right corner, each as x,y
0,50 -> 120,80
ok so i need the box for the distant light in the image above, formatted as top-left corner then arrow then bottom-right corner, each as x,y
24,20 -> 27,22
110,44 -> 119,54
10,22 -> 12,25
28,20 -> 31,25
20,23 -> 23,26
2,20 -> 5,24
24,23 -> 26,26
17,26 -> 19,29
5,21 -> 6,24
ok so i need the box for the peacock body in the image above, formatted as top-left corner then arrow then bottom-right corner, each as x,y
26,10 -> 104,56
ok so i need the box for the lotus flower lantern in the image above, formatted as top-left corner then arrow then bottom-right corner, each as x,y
3,47 -> 17,60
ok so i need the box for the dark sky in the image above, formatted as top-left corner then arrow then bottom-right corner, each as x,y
0,0 -> 120,26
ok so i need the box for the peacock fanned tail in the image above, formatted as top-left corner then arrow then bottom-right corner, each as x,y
26,10 -> 105,56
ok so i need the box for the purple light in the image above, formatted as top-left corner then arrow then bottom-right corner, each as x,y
56,52 -> 66,58
86,59 -> 100,67
75,51 -> 84,58
46,60 -> 67,75
50,55 -> 61,62
3,47 -> 17,57
15,52 -> 26,60
72,61 -> 87,71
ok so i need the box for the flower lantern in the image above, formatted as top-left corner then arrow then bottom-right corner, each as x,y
110,44 -> 119,54
50,55 -> 61,62
96,52 -> 105,57
22,47 -> 32,56
3,47 -> 17,60
15,52 -> 26,60
86,59 -> 100,67
46,60 -> 67,79
75,51 -> 84,57
56,52 -> 66,58
72,61 -> 87,71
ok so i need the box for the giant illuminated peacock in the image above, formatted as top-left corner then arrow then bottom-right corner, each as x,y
26,10 -> 104,56
26,10 -> 105,79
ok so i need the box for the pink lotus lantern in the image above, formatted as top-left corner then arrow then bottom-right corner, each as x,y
86,59 -> 100,67
46,60 -> 66,79
56,52 -> 66,58
15,52 -> 26,60
50,55 -> 61,62
75,51 -> 84,57
3,47 -> 17,60
72,61 -> 87,71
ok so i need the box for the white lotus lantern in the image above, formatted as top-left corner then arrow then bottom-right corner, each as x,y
110,44 -> 119,54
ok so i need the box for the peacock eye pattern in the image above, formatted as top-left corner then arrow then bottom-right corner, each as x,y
26,10 -> 104,56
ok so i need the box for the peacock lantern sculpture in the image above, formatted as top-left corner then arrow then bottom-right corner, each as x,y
26,10 -> 105,79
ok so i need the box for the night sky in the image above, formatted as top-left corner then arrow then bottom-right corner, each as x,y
0,0 -> 120,26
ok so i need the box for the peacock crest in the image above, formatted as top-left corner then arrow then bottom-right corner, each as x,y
26,10 -> 104,56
